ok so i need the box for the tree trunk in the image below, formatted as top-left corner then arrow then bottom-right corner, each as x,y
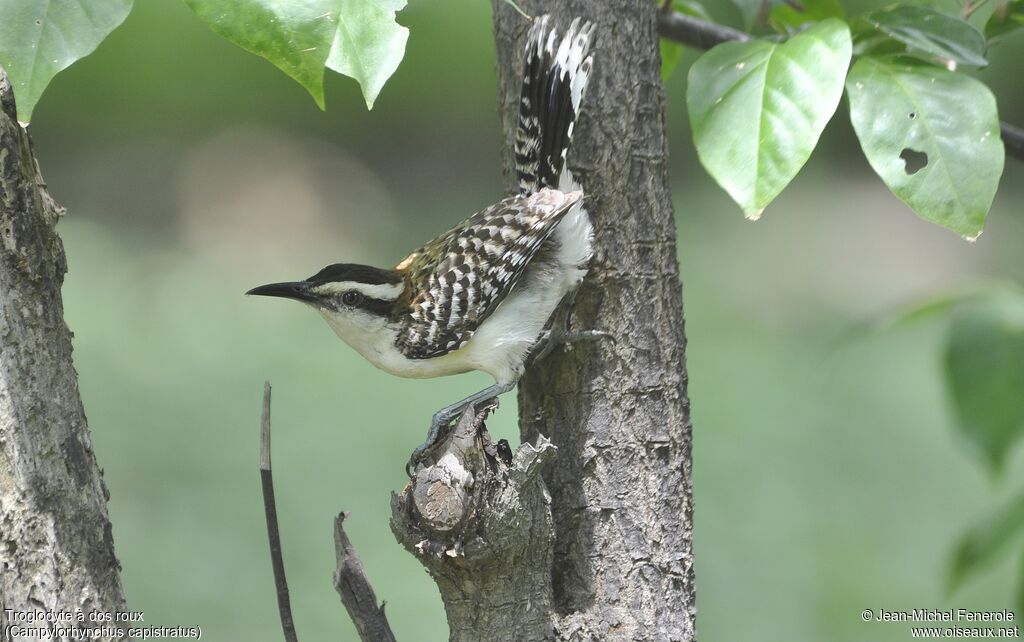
392,3 -> 695,641
493,3 -> 695,639
0,68 -> 128,637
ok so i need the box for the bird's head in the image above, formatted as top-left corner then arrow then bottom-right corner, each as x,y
247,263 -> 404,337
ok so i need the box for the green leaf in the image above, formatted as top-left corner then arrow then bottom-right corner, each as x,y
866,5 -> 988,67
987,0 -> 1024,39
733,0 -> 797,30
852,33 -> 911,57
846,57 -> 1003,238
950,492 -> 1024,591
327,0 -> 408,109
919,0 -> 1002,31
687,19 -> 852,219
876,292 -> 978,330
964,0 -> 1000,32
674,0 -> 713,21
661,39 -> 685,81
904,0 -> 964,16
732,0 -> 770,30
769,0 -> 845,34
0,0 -> 133,122
184,0 -> 338,109
660,0 -> 712,81
944,295 -> 1024,471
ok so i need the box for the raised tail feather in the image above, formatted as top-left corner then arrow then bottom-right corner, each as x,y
515,16 -> 594,195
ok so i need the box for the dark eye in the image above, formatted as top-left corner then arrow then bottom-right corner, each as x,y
341,290 -> 362,306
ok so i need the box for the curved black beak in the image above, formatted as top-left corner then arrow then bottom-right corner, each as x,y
245,281 -> 318,304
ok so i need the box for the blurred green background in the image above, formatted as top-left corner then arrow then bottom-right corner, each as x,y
23,0 -> 1024,640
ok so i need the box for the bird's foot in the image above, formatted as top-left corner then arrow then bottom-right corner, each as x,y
406,400 -> 499,477
406,384 -> 512,477
406,415 -> 453,478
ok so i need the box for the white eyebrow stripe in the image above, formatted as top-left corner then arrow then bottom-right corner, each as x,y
311,281 -> 403,300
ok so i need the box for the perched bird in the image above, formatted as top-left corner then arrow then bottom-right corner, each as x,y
248,16 -> 599,472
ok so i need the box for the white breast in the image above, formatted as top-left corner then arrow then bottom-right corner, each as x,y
319,202 -> 593,386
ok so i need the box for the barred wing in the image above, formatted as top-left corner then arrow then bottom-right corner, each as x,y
394,189 -> 581,359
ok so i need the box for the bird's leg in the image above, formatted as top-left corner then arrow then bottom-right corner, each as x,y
531,288 -> 612,363
407,380 -> 517,476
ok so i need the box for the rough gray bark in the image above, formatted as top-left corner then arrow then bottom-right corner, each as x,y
0,68 -> 127,634
494,4 -> 695,640
392,402 -> 558,642
394,3 -> 696,641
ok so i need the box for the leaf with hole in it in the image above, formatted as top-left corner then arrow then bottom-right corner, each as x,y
846,56 -> 1003,238
0,0 -> 133,122
687,19 -> 851,219
184,0 -> 338,109
327,0 -> 408,109
950,492 -> 1024,592
866,5 -> 988,67
944,295 -> 1024,472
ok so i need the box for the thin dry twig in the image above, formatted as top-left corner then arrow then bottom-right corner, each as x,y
334,513 -> 398,642
260,382 -> 299,642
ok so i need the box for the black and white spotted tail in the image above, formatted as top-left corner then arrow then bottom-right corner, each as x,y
515,16 -> 594,195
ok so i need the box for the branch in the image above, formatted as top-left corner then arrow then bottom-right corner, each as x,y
390,401 -> 558,642
260,382 -> 299,642
260,382 -> 396,642
657,10 -> 750,48
1001,122 -> 1024,162
333,513 -> 398,642
656,10 -> 1024,163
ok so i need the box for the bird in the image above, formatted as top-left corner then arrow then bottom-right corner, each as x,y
247,15 -> 599,473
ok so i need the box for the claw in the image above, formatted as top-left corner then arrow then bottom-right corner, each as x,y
406,415 -> 450,477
